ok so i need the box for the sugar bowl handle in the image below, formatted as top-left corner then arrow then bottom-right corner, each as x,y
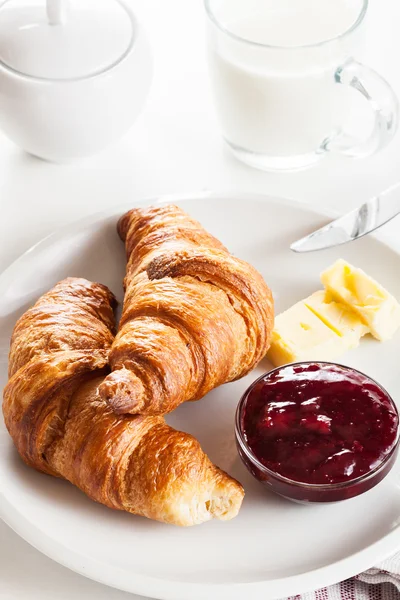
47,0 -> 69,25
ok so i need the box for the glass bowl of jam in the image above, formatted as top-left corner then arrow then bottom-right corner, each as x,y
235,362 -> 400,503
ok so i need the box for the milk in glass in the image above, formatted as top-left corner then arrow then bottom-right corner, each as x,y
207,0 -> 365,157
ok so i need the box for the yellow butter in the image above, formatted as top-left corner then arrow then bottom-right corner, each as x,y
321,259 -> 400,341
304,290 -> 369,342
267,300 -> 356,367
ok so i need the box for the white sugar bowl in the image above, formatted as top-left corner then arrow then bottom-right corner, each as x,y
0,0 -> 153,162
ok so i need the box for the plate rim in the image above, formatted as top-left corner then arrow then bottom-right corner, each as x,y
1,191 -> 400,600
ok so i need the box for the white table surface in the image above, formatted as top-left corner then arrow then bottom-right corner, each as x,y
2,0 -> 400,598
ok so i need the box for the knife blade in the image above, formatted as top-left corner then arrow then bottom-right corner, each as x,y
290,182 -> 400,253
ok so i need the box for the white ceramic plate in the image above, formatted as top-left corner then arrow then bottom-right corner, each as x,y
1,193 -> 400,600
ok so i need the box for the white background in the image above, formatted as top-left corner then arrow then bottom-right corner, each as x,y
2,0 -> 400,597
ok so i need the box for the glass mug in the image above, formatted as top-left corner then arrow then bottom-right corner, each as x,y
204,0 -> 399,171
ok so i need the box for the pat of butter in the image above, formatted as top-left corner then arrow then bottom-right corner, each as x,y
304,290 -> 369,342
321,259 -> 400,341
267,300 -> 358,368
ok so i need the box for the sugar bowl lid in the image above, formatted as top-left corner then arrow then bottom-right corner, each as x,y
0,0 -> 135,79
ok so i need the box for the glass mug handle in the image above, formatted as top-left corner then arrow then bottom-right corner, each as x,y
323,58 -> 399,158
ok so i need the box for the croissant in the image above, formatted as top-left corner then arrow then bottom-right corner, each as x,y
99,204 -> 274,415
3,278 -> 244,526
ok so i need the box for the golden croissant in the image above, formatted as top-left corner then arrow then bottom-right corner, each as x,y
3,278 -> 244,526
99,204 -> 274,415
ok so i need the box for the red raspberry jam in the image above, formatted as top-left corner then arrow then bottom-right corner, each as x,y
236,362 -> 399,503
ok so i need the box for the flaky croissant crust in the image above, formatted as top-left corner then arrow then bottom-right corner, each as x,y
99,204 -> 274,415
3,206 -> 272,525
3,278 -> 244,526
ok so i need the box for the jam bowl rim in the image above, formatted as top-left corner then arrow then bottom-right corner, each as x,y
235,360 -> 400,491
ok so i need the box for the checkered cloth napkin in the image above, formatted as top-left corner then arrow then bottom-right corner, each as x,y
286,553 -> 400,600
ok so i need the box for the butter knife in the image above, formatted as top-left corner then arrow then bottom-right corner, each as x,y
290,182 -> 400,253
